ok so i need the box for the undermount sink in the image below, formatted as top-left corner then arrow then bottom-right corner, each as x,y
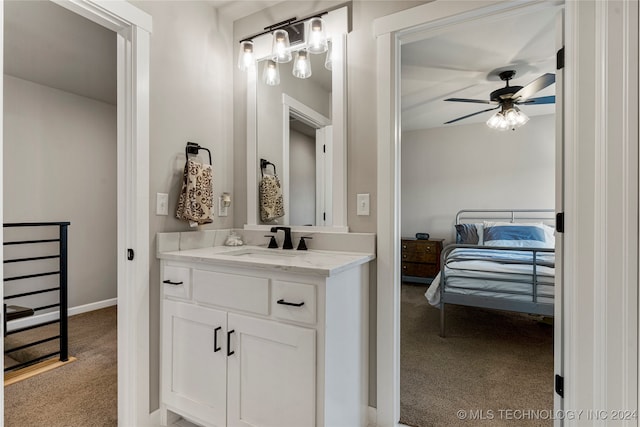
224,248 -> 299,259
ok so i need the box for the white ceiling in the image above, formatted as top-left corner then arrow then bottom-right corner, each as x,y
401,6 -> 560,131
4,0 -> 117,105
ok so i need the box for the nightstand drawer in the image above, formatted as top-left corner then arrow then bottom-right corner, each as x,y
402,262 -> 438,278
401,251 -> 437,263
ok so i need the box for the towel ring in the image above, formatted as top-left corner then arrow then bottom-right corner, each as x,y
185,142 -> 212,165
260,158 -> 277,177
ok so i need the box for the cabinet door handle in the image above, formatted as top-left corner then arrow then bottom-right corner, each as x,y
214,327 -> 222,352
277,299 -> 305,307
227,330 -> 235,356
162,280 -> 183,286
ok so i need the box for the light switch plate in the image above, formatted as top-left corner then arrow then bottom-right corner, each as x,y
357,193 -> 370,216
156,193 -> 169,215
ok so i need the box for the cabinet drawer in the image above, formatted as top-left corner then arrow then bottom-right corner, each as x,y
193,269 -> 269,315
162,265 -> 192,300
402,262 -> 438,278
272,281 -> 317,325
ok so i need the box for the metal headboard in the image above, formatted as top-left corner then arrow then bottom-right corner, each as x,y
455,209 -> 555,225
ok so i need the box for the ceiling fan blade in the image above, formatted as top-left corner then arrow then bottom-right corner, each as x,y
517,95 -> 556,105
512,73 -> 556,100
444,97 -> 495,105
444,106 -> 500,125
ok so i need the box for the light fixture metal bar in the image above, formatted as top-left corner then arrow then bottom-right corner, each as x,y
239,11 -> 328,44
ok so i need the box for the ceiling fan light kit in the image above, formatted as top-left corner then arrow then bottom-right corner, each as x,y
444,69 -> 555,130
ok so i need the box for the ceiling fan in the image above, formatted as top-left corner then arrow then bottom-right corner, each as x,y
443,70 -> 556,128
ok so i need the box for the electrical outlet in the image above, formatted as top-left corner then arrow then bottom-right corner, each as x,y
357,193 -> 370,216
156,193 -> 169,215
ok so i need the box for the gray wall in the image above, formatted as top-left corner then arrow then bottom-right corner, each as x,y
401,114 -> 556,242
131,0 -> 236,410
3,75 -> 117,308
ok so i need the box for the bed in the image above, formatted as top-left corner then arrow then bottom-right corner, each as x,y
425,209 -> 556,337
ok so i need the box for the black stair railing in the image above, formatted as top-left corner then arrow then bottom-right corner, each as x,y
3,222 -> 70,372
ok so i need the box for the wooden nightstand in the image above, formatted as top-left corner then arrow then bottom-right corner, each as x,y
401,238 -> 444,284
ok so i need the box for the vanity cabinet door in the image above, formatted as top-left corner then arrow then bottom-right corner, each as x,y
162,300 -> 228,427
227,313 -> 316,427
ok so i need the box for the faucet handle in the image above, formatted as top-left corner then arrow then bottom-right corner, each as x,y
264,235 -> 278,249
297,236 -> 313,251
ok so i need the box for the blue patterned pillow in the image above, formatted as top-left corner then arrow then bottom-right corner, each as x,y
455,223 -> 481,244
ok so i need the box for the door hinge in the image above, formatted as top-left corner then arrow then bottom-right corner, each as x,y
323,144 -> 326,153
127,248 -> 135,261
556,212 -> 565,233
323,212 -> 326,221
555,374 -> 564,398
556,47 -> 565,70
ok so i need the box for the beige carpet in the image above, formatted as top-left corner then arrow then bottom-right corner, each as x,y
5,306 -> 117,427
400,284 -> 553,427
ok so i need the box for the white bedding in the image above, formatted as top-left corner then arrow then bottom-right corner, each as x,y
425,248 -> 555,306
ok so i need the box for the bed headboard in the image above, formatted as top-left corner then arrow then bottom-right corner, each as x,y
455,209 -> 556,226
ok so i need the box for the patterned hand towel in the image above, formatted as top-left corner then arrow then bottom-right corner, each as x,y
259,174 -> 285,222
176,159 -> 213,224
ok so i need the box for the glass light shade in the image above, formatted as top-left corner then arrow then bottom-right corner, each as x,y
324,41 -> 333,71
271,29 -> 292,63
237,40 -> 255,71
307,17 -> 328,54
262,60 -> 280,86
486,107 -> 529,131
293,49 -> 312,79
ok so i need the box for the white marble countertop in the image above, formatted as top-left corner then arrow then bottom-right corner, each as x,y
157,245 -> 375,277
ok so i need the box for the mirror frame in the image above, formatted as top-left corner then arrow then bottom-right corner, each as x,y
245,6 -> 349,232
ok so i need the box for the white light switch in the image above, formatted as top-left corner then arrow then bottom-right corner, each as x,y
357,193 -> 370,216
218,196 -> 228,217
156,193 -> 169,215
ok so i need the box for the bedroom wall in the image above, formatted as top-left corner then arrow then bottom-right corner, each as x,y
3,75 -> 117,309
401,114 -> 556,244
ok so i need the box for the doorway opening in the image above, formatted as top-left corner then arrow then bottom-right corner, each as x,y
398,5 -> 560,424
374,1 -> 566,424
0,0 -> 150,425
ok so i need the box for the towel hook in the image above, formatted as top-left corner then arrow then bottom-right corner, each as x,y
185,142 -> 212,165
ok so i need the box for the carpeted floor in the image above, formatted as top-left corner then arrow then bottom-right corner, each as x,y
400,283 -> 553,427
4,306 -> 117,427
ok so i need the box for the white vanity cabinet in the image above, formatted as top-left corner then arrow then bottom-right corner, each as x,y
159,256 -> 369,427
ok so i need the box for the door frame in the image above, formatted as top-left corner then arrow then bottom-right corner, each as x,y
282,94 -> 332,227
1,1 -> 152,425
374,1 -> 566,425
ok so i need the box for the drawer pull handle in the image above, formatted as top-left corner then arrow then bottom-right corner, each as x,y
402,265 -> 407,270
277,299 -> 305,307
214,327 -> 221,353
162,280 -> 183,286
402,254 -> 407,258
227,330 -> 235,356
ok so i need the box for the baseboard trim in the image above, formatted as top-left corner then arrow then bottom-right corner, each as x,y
6,298 -> 117,332
368,405 -> 377,427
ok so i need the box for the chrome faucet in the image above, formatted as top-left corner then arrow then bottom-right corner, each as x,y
270,226 -> 293,249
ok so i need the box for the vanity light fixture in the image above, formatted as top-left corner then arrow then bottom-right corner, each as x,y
238,12 -> 330,84
263,59 -> 280,86
271,29 -> 292,63
237,40 -> 255,71
486,104 -> 529,131
292,49 -> 312,79
307,17 -> 328,54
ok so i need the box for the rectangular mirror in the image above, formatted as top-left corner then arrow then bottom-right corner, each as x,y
245,6 -> 348,232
